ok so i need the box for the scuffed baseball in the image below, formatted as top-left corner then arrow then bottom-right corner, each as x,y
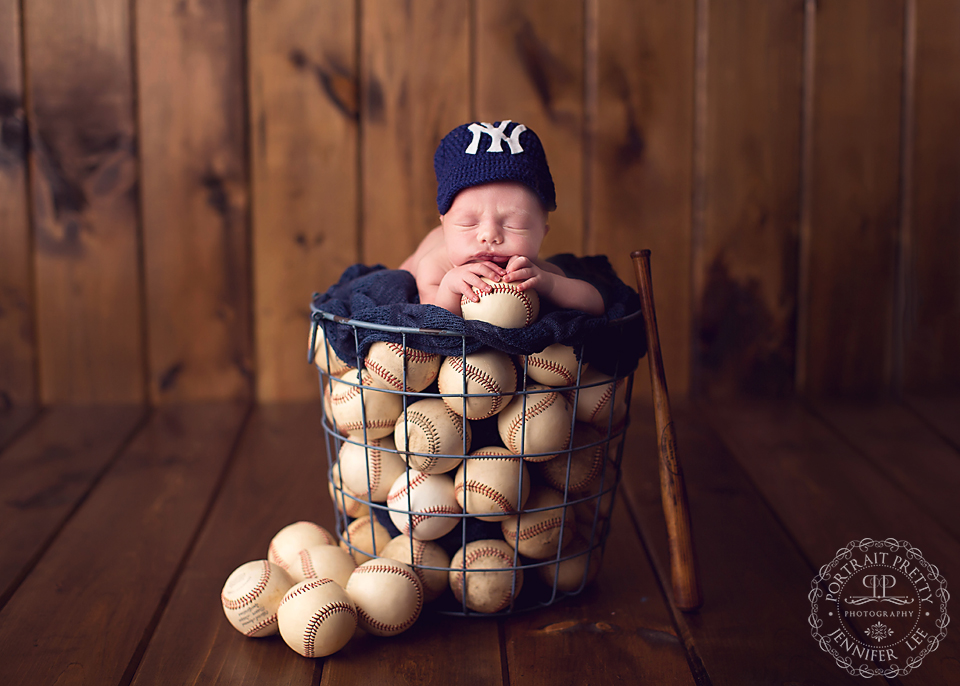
379,535 -> 451,603
346,558 -> 424,637
268,521 -> 337,572
289,544 -> 357,587
339,515 -> 392,564
393,398 -> 472,474
437,350 -> 517,420
364,341 -> 441,393
497,384 -> 573,462
454,447 -> 530,521
449,539 -> 523,614
535,423 -> 607,493
329,369 -> 403,440
221,560 -> 294,637
521,343 -> 581,387
387,469 -> 462,541
277,578 -> 357,657
311,324 -> 354,377
461,278 -> 539,328
536,533 -> 603,592
501,487 -> 577,559
336,435 -> 406,502
574,368 -> 629,430
340,515 -> 390,565
329,469 -> 372,519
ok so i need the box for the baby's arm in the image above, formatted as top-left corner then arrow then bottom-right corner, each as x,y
502,256 -> 605,316
415,253 -> 507,315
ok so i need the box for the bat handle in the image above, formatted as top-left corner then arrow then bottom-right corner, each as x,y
631,249 -> 703,612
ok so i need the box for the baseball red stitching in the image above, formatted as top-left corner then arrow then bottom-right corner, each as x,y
405,505 -> 460,535
385,341 -> 437,364
302,601 -> 356,658
452,546 -> 518,612
222,560 -> 271,610
462,283 -> 535,326
506,392 -> 568,453
526,356 -> 575,386
586,378 -> 624,424
364,358 -> 404,391
544,444 -> 605,492
455,480 -> 516,514
244,614 -> 278,637
281,578 -> 336,603
404,410 -> 441,454
509,515 -> 568,542
351,564 -> 424,633
443,403 -> 468,441
298,549 -> 317,579
339,418 -> 397,432
387,470 -> 431,503
443,356 -> 510,416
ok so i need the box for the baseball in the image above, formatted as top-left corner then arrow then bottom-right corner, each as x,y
321,384 -> 345,436
387,469 -> 462,541
336,435 -> 406,502
380,535 -> 451,603
535,423 -> 607,493
497,384 -> 573,462
311,324 -> 354,377
393,398 -> 472,474
501,486 -> 577,559
277,578 -> 357,657
339,515 -> 392,564
454,447 -> 531,521
364,341 -> 441,393
536,533 -> 603,592
573,368 -> 629,429
437,349 -> 517,420
346,558 -> 424,637
289,544 -> 357,587
329,470 -> 371,519
268,521 -> 337,572
461,278 -> 540,328
521,343 -> 580,387
221,560 -> 294,637
573,481 -> 617,527
329,368 -> 403,440
449,539 -> 523,614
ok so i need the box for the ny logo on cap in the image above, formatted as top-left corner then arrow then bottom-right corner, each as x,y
465,120 -> 527,154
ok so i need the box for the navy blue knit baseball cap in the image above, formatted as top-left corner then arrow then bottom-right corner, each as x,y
434,120 -> 556,215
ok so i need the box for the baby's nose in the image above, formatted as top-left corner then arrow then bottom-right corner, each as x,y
477,222 -> 503,244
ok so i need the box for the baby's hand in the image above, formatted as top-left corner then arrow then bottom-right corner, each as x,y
440,261 -> 507,303
502,255 -> 546,293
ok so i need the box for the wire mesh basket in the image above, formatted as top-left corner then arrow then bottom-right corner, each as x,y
309,305 -> 640,616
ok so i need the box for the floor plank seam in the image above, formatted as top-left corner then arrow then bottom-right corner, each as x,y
803,398 -> 960,549
119,402 -> 255,686
0,405 -> 152,613
693,398 -> 822,575
902,395 -> 960,454
618,483 -> 713,686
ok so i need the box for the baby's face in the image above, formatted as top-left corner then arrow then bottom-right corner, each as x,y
441,182 -> 548,268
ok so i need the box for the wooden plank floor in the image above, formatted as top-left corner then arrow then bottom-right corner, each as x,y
0,395 -> 957,685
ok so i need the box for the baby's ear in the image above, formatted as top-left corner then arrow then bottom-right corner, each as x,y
543,222 -> 550,235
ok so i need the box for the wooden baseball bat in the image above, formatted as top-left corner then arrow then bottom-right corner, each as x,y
631,249 -> 702,611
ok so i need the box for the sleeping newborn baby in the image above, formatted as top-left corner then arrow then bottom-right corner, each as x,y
400,120 -> 604,317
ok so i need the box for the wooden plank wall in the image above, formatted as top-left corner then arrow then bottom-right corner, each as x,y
0,0 -> 957,407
